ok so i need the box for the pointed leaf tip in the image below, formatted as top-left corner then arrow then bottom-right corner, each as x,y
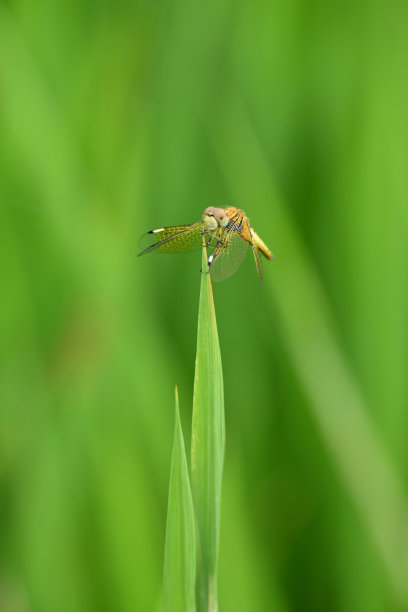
164,388 -> 196,612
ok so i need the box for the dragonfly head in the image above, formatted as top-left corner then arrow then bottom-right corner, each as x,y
203,207 -> 228,231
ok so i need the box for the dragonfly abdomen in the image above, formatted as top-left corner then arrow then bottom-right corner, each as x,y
251,229 -> 273,260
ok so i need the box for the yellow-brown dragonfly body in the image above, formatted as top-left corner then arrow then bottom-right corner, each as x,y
138,206 -> 273,282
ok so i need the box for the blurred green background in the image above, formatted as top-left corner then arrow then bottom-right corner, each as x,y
1,1 -> 408,610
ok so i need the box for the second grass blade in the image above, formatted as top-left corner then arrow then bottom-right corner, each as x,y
164,387 -> 196,612
191,248 -> 225,612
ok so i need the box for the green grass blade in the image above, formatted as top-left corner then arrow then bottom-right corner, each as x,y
164,387 -> 196,612
191,248 -> 225,612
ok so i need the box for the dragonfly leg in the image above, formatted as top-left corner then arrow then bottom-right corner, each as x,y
200,229 -> 225,273
205,232 -> 224,247
207,248 -> 222,270
200,241 -> 222,274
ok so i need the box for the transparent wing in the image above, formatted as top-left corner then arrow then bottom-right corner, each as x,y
138,221 -> 204,256
239,217 -> 264,283
249,226 -> 263,283
209,229 -> 248,282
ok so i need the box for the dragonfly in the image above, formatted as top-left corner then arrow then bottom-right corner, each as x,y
138,206 -> 273,282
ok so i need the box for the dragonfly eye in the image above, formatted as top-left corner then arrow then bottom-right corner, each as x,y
203,213 -> 218,231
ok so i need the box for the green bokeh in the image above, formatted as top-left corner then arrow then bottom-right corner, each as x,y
1,1 -> 408,611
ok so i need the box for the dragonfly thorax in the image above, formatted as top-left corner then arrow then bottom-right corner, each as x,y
202,207 -> 228,231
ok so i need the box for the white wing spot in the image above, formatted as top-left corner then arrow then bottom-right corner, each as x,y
152,228 -> 164,234
208,255 -> 214,263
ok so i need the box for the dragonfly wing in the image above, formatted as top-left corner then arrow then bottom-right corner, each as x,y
209,228 -> 248,282
249,226 -> 263,283
251,239 -> 263,283
238,216 -> 263,283
138,221 -> 204,256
